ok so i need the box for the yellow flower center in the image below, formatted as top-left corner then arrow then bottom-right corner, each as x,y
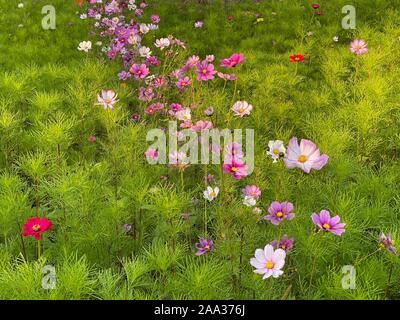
202,69 -> 207,74
239,108 -> 245,113
209,192 -> 215,198
273,149 -> 280,155
323,223 -> 331,230
204,245 -> 210,250
231,167 -> 238,172
265,261 -> 274,269
32,224 -> 41,232
276,211 -> 284,218
298,155 -> 307,163
105,99 -> 111,104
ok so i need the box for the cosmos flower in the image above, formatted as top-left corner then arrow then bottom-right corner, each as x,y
131,113 -> 140,122
220,53 -> 245,68
267,140 -> 286,163
264,201 -> 295,226
349,39 -> 368,56
203,186 -> 219,202
311,4 -> 320,9
196,61 -> 217,81
78,40 -> 92,52
242,185 -> 261,199
284,137 -> 329,173
176,77 -> 191,89
155,38 -> 170,50
289,54 -> 305,62
222,158 -> 248,180
217,72 -> 237,81
311,210 -> 346,236
232,101 -> 253,117
379,233 -> 397,255
204,107 -> 214,116
139,46 -> 152,58
151,15 -> 160,24
169,151 -> 189,170
129,63 -> 149,79
250,244 -> 286,279
145,147 -> 159,162
88,135 -> 97,143
22,217 -> 52,240
175,108 -> 192,122
195,238 -> 213,256
270,235 -> 294,253
333,36 -> 339,42
224,142 -> 244,162
96,90 -> 119,110
194,21 -> 204,28
243,196 -> 257,207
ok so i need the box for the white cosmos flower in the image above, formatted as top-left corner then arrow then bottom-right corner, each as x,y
18,3 -> 24,8
78,41 -> 92,52
139,46 -> 152,58
333,36 -> 339,42
203,186 -> 219,202
243,196 -> 257,207
139,23 -> 150,34
267,140 -> 286,163
155,38 -> 171,50
80,13 -> 87,19
250,244 -> 286,279
175,108 -> 191,122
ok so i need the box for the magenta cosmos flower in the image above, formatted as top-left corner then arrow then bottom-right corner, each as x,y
129,63 -> 149,79
220,53 -> 245,68
195,238 -> 213,256
222,158 -> 248,180
349,39 -> 368,56
270,235 -> 294,253
96,90 -> 119,110
284,137 -> 329,173
196,61 -> 217,81
242,185 -> 261,199
311,210 -> 346,236
176,76 -> 191,89
264,201 -> 295,225
250,244 -> 286,279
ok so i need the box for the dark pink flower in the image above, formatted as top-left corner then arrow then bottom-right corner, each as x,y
311,210 -> 346,236
220,53 -> 245,68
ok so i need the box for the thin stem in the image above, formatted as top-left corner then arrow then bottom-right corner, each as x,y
37,239 -> 41,259
180,169 -> 184,191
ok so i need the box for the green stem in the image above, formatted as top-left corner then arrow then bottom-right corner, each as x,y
37,239 -> 41,259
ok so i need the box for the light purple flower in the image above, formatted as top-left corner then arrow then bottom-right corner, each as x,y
264,201 -> 295,225
196,61 -> 217,81
284,137 -> 329,173
379,233 -> 397,255
311,210 -> 346,236
242,185 -> 261,199
195,238 -> 214,256
250,244 -> 286,279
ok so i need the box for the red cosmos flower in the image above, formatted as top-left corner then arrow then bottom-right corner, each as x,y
311,4 -> 320,9
289,54 -> 305,62
22,217 -> 52,240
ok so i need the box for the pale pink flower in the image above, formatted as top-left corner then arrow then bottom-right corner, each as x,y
349,39 -> 368,56
96,90 -> 118,109
250,244 -> 286,279
232,101 -> 253,117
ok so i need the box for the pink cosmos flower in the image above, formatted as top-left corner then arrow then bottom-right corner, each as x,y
220,53 -> 245,68
168,103 -> 183,116
217,72 -> 237,81
311,210 -> 346,236
196,61 -> 217,81
151,15 -> 160,24
250,244 -> 286,279
96,90 -> 119,109
379,233 -> 397,256
349,39 -> 368,56
264,201 -> 295,226
224,142 -> 244,162
176,76 -> 191,89
194,21 -> 204,28
129,63 -> 149,79
242,185 -> 261,199
284,137 -> 329,173
186,55 -> 200,68
222,158 -> 248,180
145,105 -> 157,115
145,147 -> 159,162
191,120 -> 213,132
232,101 -> 253,117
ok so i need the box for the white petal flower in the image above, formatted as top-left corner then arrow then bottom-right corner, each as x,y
203,186 -> 219,202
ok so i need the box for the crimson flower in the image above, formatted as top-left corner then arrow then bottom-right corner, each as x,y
289,54 -> 305,62
22,217 -> 52,240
